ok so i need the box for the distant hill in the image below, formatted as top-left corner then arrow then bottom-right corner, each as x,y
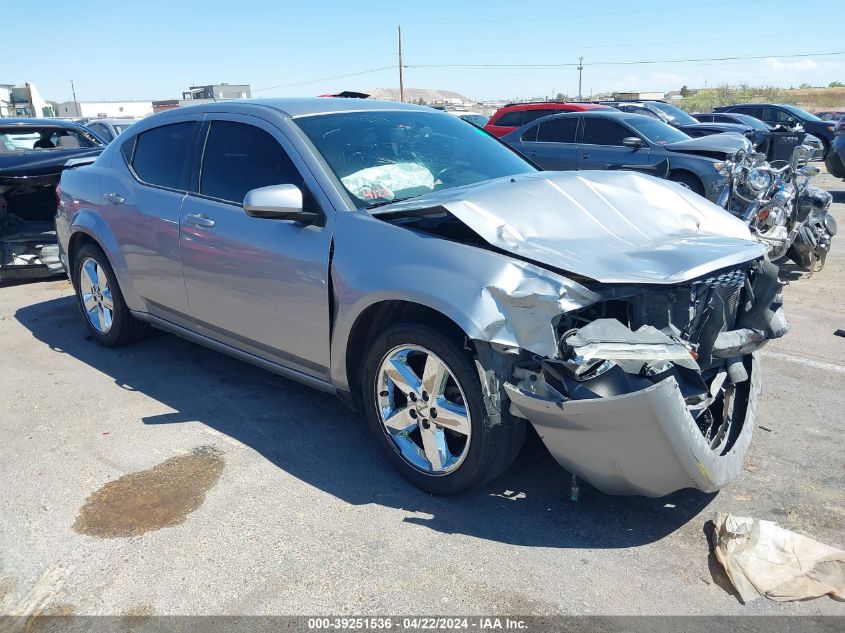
365,88 -> 470,103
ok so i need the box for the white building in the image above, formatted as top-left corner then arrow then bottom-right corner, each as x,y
56,100 -> 153,118
1,83 -> 49,117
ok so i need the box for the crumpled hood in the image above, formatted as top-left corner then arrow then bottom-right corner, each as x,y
373,171 -> 766,284
663,133 -> 750,155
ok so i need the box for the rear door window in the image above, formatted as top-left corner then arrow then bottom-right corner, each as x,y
581,119 -> 629,146
131,122 -> 197,190
199,121 -> 304,205
536,117 -> 578,143
522,109 -> 559,124
493,111 -> 525,127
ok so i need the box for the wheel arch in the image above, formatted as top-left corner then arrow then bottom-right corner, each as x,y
668,168 -> 705,194
66,213 -> 143,312
341,300 -> 476,411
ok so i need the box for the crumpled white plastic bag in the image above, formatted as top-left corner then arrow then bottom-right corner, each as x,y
713,512 -> 845,602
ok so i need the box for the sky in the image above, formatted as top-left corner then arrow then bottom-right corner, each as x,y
4,0 -> 844,103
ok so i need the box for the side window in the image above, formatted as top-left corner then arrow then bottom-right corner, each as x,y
536,117 -> 578,143
199,121 -> 304,205
581,119 -> 630,146
520,125 -> 538,142
131,122 -> 196,190
696,114 -> 713,122
522,109 -> 558,124
494,111 -> 525,127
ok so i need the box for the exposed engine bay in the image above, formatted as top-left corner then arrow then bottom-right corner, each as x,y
0,174 -> 64,281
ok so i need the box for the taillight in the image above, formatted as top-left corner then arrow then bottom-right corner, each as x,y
55,184 -> 62,207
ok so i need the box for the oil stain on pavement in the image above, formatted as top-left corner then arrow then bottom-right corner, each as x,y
73,446 -> 224,537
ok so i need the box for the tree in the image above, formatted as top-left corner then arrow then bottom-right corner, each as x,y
680,85 -> 691,97
830,81 -> 845,88
555,92 -> 568,102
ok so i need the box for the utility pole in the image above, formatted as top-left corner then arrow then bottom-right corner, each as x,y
577,57 -> 583,101
70,79 -> 79,117
398,25 -> 404,103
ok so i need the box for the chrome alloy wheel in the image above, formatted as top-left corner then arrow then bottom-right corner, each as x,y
375,345 -> 472,475
78,257 -> 114,334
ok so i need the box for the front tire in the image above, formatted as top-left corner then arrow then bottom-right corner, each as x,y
362,323 -> 525,495
73,243 -> 149,346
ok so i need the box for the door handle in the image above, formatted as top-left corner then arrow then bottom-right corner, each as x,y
580,153 -> 590,159
104,192 -> 125,205
185,213 -> 215,228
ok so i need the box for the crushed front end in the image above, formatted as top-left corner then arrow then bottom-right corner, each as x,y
0,174 -> 64,282
504,259 -> 788,496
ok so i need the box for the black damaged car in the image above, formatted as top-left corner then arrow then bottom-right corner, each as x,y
0,118 -> 103,281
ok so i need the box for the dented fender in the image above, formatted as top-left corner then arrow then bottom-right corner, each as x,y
328,210 -> 601,392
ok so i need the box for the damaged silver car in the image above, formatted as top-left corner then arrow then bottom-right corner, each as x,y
57,99 -> 788,497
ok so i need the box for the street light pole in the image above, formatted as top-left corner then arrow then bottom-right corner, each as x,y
577,57 -> 583,101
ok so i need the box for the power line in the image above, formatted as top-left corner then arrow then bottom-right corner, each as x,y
418,0 -> 762,25
405,50 -> 845,70
255,65 -> 395,91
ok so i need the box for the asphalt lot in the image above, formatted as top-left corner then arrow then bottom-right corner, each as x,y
1,169 -> 844,618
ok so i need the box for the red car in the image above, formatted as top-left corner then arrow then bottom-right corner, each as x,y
484,102 -> 612,137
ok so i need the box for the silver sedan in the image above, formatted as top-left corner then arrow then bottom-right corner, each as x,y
56,98 -> 788,497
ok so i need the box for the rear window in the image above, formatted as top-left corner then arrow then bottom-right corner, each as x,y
536,117 -> 577,143
0,126 -> 99,152
130,122 -> 196,191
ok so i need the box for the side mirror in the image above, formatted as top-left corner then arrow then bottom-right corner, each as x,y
243,184 -> 321,225
622,136 -> 644,148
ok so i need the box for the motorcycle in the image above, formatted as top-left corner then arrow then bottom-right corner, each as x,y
716,145 -> 836,271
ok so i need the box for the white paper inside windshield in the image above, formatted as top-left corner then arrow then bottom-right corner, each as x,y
341,162 -> 434,201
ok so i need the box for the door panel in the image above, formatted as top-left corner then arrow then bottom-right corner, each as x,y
112,118 -> 198,317
577,118 -> 651,171
521,117 -> 580,170
179,116 -> 333,378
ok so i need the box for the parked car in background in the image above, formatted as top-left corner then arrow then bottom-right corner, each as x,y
484,102 -> 611,137
502,110 -> 750,201
694,111 -> 825,161
714,104 -> 836,158
444,110 -> 489,128
825,130 -> 845,180
1,118 -> 103,280
815,111 -> 845,122
57,98 -> 787,498
599,100 -> 765,149
84,118 -> 143,145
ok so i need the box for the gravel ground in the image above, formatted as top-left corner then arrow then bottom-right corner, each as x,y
0,168 -> 843,618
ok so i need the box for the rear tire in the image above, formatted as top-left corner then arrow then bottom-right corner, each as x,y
362,323 -> 525,495
72,243 -> 149,346
669,171 -> 705,197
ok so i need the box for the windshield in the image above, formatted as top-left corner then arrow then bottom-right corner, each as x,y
295,110 -> 535,209
628,117 -> 691,145
648,102 -> 698,126
112,123 -> 135,135
779,104 -> 821,122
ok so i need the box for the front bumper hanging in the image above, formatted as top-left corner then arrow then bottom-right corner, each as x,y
506,353 -> 761,497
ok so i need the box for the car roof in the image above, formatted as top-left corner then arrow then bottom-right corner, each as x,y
0,117 -> 85,128
498,102 -> 610,113
87,118 -> 144,125
155,97 -> 434,120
